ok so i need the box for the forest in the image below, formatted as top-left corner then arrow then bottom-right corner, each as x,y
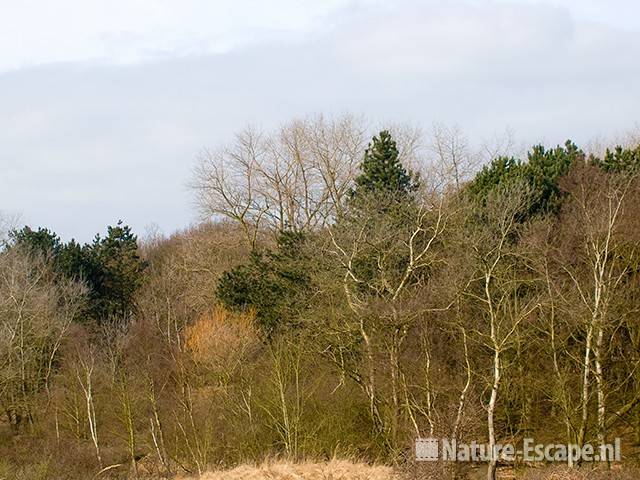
1,116 -> 640,480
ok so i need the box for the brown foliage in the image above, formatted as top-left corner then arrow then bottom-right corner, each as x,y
185,306 -> 259,368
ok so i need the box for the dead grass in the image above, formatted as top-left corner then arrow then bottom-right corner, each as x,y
518,463 -> 640,480
176,460 -> 640,480
178,459 -> 395,480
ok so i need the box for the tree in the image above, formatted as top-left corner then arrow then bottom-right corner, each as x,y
84,221 -> 147,321
8,222 -> 146,323
596,144 -> 640,173
192,115 -> 367,245
8,226 -> 62,258
0,248 -> 86,433
526,140 -> 583,214
0,212 -> 20,247
556,163 -> 639,453
462,181 -> 539,480
319,130 -> 449,453
352,130 -> 418,201
427,123 -> 482,193
9,227 -> 88,282
467,156 -> 525,202
217,231 -> 313,334
467,140 -> 583,218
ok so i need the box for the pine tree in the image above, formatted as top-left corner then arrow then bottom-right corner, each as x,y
337,131 -> 422,297
216,230 -> 312,334
352,130 -> 418,200
8,222 -> 146,323
597,144 -> 640,173
467,140 -> 583,218
9,226 -> 62,258
85,221 -> 146,321
526,140 -> 583,214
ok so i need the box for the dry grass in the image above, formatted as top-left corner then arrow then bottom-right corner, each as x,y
178,459 -> 395,480
518,463 -> 640,480
177,461 -> 640,480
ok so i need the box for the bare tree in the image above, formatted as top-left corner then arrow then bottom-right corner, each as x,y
191,115 -> 367,245
462,182 -> 538,480
192,127 -> 268,247
427,124 -> 480,192
324,186 -> 451,449
560,164 -> 639,452
74,347 -> 102,468
0,248 -> 85,433
0,211 -> 20,247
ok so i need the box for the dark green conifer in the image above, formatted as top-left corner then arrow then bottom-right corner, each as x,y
352,130 -> 418,200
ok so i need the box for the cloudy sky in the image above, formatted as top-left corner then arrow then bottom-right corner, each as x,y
1,0 -> 639,241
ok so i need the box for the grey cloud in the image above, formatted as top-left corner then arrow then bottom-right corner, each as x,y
0,0 -> 638,241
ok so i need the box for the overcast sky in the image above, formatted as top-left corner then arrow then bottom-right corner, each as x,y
1,0 -> 639,241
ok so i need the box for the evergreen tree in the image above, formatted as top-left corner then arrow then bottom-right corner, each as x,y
85,221 -> 146,320
467,156 -> 525,200
352,130 -> 418,201
8,221 -> 146,323
56,239 -> 86,280
467,140 -> 582,218
9,226 -> 62,258
217,230 -> 312,334
526,140 -> 583,214
337,131 -> 424,299
596,144 -> 640,173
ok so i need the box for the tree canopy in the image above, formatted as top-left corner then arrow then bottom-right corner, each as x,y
7,220 -> 146,322
351,130 -> 419,202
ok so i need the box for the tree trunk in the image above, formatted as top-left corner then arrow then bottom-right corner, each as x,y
487,347 -> 500,480
577,324 -> 593,450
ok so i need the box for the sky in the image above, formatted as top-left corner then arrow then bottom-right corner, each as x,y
1,0 -> 639,242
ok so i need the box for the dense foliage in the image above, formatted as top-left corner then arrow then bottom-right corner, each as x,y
467,140 -> 583,217
217,231 -> 312,333
9,220 -> 146,321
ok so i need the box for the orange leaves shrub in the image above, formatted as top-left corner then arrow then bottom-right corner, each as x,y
184,306 -> 259,367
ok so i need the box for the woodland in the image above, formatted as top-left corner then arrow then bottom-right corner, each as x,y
1,116 -> 640,479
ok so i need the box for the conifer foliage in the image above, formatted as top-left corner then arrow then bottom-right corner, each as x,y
467,140 -> 583,218
352,130 -> 418,201
216,230 -> 312,334
8,220 -> 146,322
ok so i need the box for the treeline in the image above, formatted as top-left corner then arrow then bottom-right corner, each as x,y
1,116 -> 640,479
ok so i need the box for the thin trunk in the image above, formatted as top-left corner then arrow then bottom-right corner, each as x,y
486,272 -> 500,480
578,324 -> 594,449
121,383 -> 138,479
424,343 -> 435,437
594,326 -> 606,448
360,316 -> 382,435
80,361 -> 102,469
389,343 -> 399,448
149,380 -> 170,474
487,346 -> 500,480
549,290 -> 574,448
453,327 -> 471,443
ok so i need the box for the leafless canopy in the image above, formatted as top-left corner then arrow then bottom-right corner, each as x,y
191,115 -> 367,245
